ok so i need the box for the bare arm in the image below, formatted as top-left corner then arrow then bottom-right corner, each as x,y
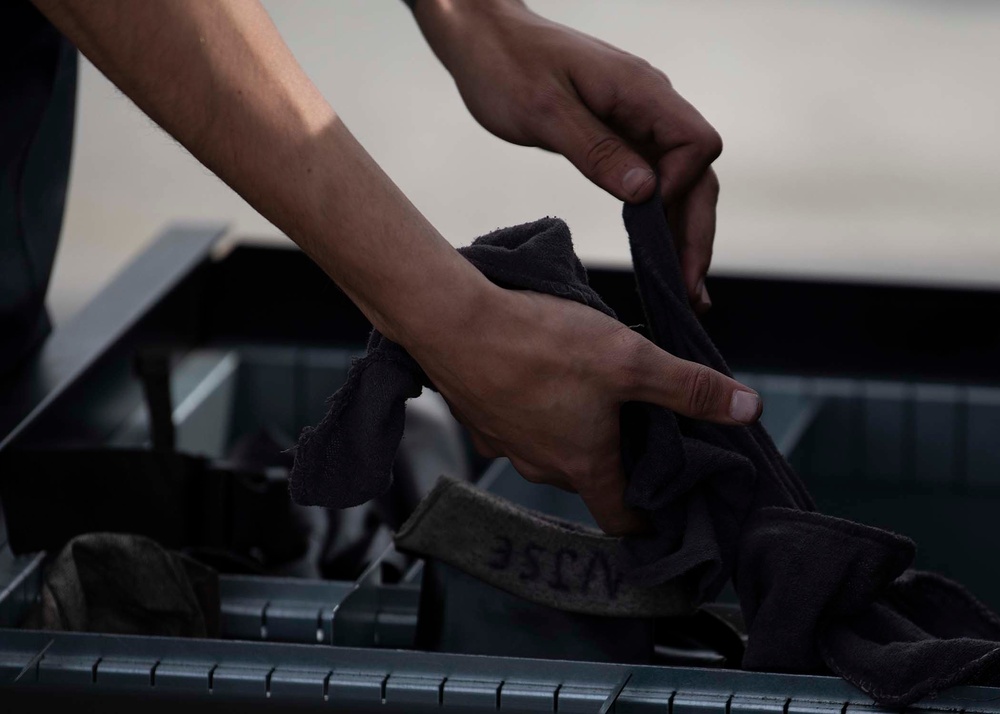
35,0 -> 760,534
34,0 -> 483,347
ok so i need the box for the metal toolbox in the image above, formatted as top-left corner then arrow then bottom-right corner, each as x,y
1,224 -> 1000,711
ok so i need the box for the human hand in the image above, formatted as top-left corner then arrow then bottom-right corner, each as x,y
415,0 -> 721,312
404,284 -> 761,536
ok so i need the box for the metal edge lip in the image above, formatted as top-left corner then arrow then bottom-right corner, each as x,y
0,222 -> 227,453
0,552 -> 45,610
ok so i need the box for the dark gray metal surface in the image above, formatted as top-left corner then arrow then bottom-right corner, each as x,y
1,626 -> 998,711
0,223 -> 226,454
4,231 -> 1000,710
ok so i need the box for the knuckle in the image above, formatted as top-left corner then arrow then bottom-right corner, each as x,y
629,56 -> 671,86
684,365 -> 720,417
584,134 -> 628,179
627,56 -> 655,77
653,66 -> 672,86
697,127 -> 724,162
613,332 -> 649,397
526,85 -> 568,119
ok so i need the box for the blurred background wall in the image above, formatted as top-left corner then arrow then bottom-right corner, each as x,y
48,0 -> 1000,322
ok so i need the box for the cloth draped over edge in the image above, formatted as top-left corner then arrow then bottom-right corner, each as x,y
289,192 -> 1000,706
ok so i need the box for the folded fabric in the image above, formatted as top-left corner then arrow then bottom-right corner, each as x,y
290,216 -> 612,510
395,475 -> 691,617
619,195 -> 1000,704
289,191 -> 1000,706
23,532 -> 220,638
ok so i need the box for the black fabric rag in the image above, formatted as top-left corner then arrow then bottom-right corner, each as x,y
23,532 -> 220,638
290,193 -> 1000,706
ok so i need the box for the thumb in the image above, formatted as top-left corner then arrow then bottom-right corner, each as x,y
541,104 -> 656,203
623,338 -> 762,425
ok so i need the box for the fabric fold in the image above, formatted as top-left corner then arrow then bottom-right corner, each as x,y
290,190 -> 1000,706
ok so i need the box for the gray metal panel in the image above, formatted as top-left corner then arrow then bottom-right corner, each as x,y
218,575 -> 358,645
265,602 -> 325,644
845,705 -> 932,714
171,350 -> 240,457
0,653 -> 25,682
914,384 -> 962,486
967,387 -> 1000,486
673,692 -> 731,714
557,685 -> 609,713
0,551 -> 43,628
220,598 -> 268,641
750,374 -> 822,455
267,667 -> 328,702
154,662 -> 212,693
443,679 -> 502,709
300,348 -> 355,428
37,654 -> 95,686
803,382 -> 865,485
730,694 -> 789,714
327,671 -> 386,707
861,380 -> 909,483
0,223 -> 226,453
384,674 -> 443,706
501,681 -> 558,711
233,346 -> 298,440
211,664 -> 272,697
616,689 -> 673,713
786,702 -> 845,714
96,658 -> 156,689
220,573 -> 354,602
3,628 -> 1000,710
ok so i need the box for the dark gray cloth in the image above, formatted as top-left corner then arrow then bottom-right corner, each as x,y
290,193 -> 1000,705
0,2 -> 77,379
24,533 -> 220,638
290,216 -> 613,509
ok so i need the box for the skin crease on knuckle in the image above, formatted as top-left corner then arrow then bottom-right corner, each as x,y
685,364 -> 720,419
584,134 -> 629,181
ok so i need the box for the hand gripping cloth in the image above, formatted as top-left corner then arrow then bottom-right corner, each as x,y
290,192 -> 1000,706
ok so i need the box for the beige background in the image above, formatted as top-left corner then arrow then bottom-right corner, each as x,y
48,0 -> 1000,322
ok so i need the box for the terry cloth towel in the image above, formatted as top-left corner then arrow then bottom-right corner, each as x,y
290,192 -> 1000,706
395,475 -> 691,618
24,532 -> 220,637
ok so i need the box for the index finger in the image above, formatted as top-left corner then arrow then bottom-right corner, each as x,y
646,91 -> 723,203
675,167 -> 720,311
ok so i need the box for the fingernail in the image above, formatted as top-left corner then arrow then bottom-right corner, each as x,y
622,167 -> 655,198
690,280 -> 712,315
730,391 -> 760,423
692,279 -> 712,312
698,284 -> 712,312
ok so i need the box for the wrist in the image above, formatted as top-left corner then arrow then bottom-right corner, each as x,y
414,0 -> 530,71
386,259 -> 496,358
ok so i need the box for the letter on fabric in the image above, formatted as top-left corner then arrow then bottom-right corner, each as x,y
394,476 -> 691,618
290,192 -> 1000,705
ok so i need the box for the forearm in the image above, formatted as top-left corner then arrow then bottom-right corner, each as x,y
35,0 -> 487,346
